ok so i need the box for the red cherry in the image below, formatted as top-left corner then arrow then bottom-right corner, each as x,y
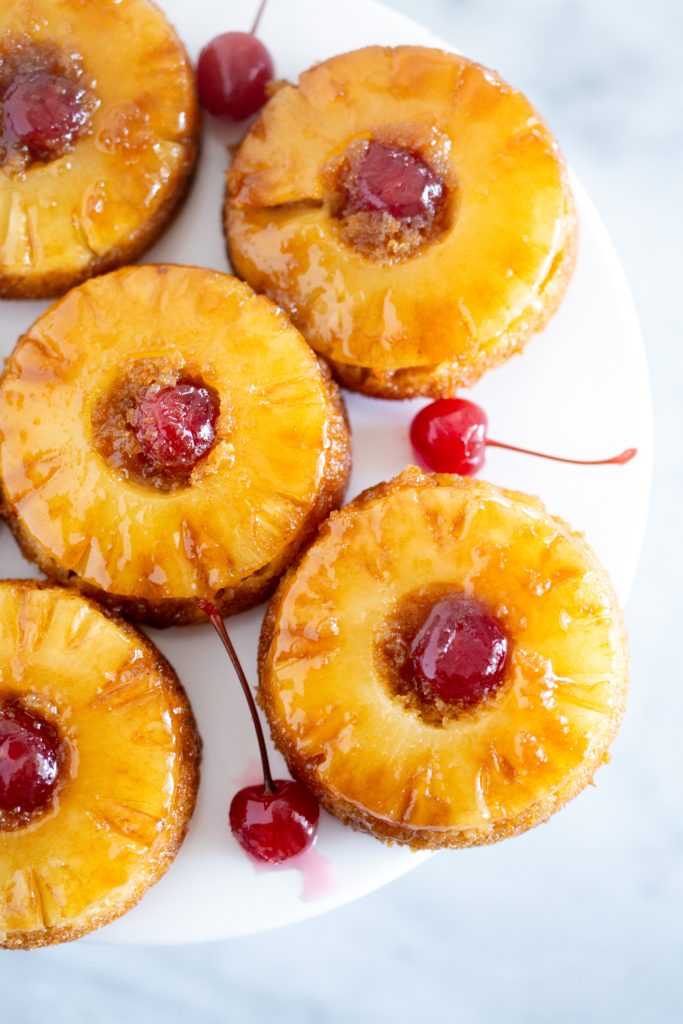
0,705 -> 61,815
230,780 -> 320,864
411,398 -> 487,475
134,382 -> 218,475
198,600 -> 321,866
197,32 -> 274,121
410,397 -> 637,476
342,141 -> 445,221
410,595 -> 509,705
2,70 -> 88,161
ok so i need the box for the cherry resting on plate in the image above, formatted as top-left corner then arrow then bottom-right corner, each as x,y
198,600 -> 319,865
0,704 -> 61,815
197,1 -> 274,121
135,382 -> 218,476
409,595 -> 508,706
342,141 -> 445,221
2,68 -> 89,162
411,398 -> 637,476
229,780 -> 320,864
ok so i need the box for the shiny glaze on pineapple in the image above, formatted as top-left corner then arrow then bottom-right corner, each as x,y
0,266 -> 340,608
260,470 -> 626,836
0,582 -> 196,939
0,2 -> 198,297
226,47 -> 575,376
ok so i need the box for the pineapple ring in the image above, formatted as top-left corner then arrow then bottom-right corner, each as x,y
226,46 -> 577,399
0,580 -> 200,949
259,468 -> 628,850
0,265 -> 351,626
0,0 -> 198,299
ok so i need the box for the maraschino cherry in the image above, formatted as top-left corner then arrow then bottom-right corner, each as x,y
198,600 -> 320,864
2,69 -> 89,162
342,141 -> 445,221
135,382 -> 218,476
409,595 -> 508,706
0,704 -> 61,816
197,0 -> 274,121
411,398 -> 637,476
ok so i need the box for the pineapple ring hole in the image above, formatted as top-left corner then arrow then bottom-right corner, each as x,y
375,584 -> 511,726
0,695 -> 68,832
326,132 -> 454,262
91,358 -> 221,492
0,37 -> 97,171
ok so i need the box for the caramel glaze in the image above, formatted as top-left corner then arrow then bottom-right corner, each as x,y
0,266 -> 351,626
258,469 -> 628,850
0,581 -> 200,949
226,46 -> 577,399
0,0 -> 199,299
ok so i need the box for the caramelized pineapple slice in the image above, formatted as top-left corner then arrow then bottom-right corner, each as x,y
0,0 -> 197,298
226,46 -> 576,399
259,469 -> 628,849
0,581 -> 200,949
0,265 -> 350,625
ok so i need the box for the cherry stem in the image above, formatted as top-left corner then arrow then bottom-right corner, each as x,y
198,599 -> 275,795
251,0 -> 269,35
486,439 -> 638,467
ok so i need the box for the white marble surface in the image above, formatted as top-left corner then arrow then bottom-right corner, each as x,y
1,0 -> 681,1020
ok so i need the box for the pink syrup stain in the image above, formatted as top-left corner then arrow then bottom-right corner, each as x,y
247,840 -> 339,902
290,843 -> 339,902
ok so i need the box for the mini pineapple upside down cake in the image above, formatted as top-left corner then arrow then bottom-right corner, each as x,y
0,265 -> 351,626
258,468 -> 628,849
0,0 -> 198,299
226,46 -> 577,399
0,580 -> 200,949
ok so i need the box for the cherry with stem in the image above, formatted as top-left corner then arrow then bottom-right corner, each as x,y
410,398 -> 637,476
198,599 -> 319,865
196,0 -> 274,121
